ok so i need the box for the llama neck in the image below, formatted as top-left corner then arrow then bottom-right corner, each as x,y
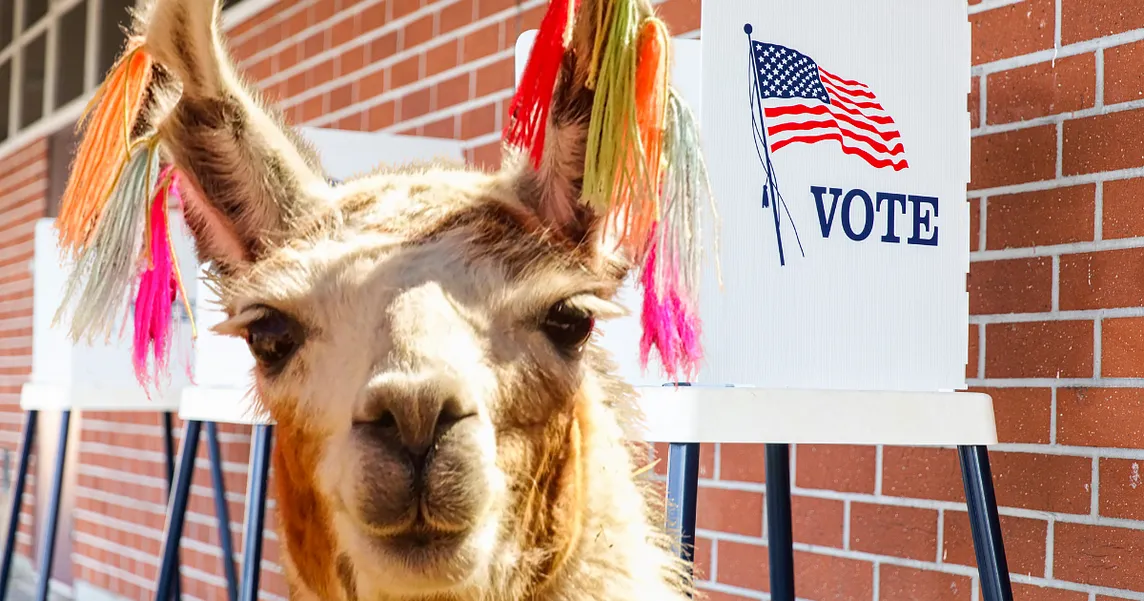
521,393 -> 693,601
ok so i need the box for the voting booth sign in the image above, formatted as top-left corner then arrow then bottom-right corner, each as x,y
698,0 -> 972,392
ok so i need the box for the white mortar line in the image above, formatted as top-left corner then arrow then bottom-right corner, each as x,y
842,500 -> 851,551
978,196 -> 988,251
1055,121 -> 1064,179
1050,255 -> 1061,312
969,308 -> 1135,324
969,376 -> 1144,388
1094,318 -> 1103,378
1090,457 -> 1100,516
935,509 -> 945,564
871,561 -> 879,601
713,442 -> 722,480
970,97 -> 1144,138
874,446 -> 883,495
1053,0 -> 1062,52
1095,48 -> 1105,109
967,0 -> 1024,15
708,538 -> 718,581
971,230 -> 1144,259
1045,518 -> 1055,578
1050,387 -> 1058,444
972,28 -> 1144,76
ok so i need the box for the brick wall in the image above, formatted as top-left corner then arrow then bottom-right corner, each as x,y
0,140 -> 46,567
4,0 -> 1144,600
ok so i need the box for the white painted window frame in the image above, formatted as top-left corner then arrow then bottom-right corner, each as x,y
0,0 -> 263,162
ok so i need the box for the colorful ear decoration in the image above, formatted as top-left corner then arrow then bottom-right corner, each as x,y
52,36 -> 196,396
507,0 -> 719,380
503,0 -> 580,167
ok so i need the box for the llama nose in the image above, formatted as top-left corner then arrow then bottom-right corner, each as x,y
355,376 -> 474,461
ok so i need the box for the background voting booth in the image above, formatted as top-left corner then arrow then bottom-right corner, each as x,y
2,128 -> 465,601
519,1 -> 1011,600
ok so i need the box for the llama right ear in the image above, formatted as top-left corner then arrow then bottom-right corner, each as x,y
142,0 -> 329,272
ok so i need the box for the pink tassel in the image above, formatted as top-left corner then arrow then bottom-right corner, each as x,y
132,166 -> 179,392
639,234 -> 702,380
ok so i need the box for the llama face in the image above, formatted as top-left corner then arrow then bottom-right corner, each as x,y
208,167 -> 628,597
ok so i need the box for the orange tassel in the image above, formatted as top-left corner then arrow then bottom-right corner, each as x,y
56,39 -> 154,257
611,17 -> 669,258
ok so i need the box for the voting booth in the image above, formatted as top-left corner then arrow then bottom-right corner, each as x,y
519,1 -> 1012,600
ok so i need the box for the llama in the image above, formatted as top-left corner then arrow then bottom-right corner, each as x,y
55,0 -> 714,598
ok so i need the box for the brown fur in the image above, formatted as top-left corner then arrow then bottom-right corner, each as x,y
122,0 -> 699,600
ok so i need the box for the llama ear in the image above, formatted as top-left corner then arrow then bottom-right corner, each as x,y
507,0 -> 668,252
141,0 -> 329,272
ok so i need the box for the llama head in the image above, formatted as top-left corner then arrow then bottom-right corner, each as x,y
116,0 -> 692,598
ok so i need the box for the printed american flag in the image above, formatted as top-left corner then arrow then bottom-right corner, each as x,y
750,41 -> 909,171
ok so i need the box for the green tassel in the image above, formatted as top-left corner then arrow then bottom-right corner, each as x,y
655,90 -> 721,296
55,141 -> 160,345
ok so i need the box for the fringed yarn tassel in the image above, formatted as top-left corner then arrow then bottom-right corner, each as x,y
583,6 -> 670,257
505,0 -> 579,167
132,166 -> 179,393
639,231 -> 701,380
55,140 -> 161,345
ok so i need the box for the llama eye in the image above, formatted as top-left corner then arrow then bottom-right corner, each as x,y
245,309 -> 302,372
541,300 -> 595,354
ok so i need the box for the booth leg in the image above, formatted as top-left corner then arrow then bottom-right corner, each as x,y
206,422 -> 239,601
155,420 -> 202,601
33,410 -> 71,601
0,410 -> 37,601
765,443 -> 795,601
958,445 -> 1014,601
161,414 -> 182,601
665,443 -> 700,572
239,425 -> 273,601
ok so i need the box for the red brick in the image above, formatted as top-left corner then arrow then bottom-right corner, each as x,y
942,511 -> 1047,577
426,41 -> 459,77
984,320 -> 1094,378
329,83 -> 354,112
468,141 -> 502,171
692,536 -> 712,581
300,96 -> 325,123
359,69 -> 386,100
389,55 -> 421,89
719,443 -> 765,483
438,0 -> 473,35
370,32 -> 398,63
986,184 -> 1096,249
970,126 -> 1057,190
476,0 -> 513,18
651,442 -> 715,479
715,541 -> 769,591
1065,109 -> 1144,175
1013,584 -> 1087,601
970,0 -> 1054,65
404,15 -> 434,50
367,101 -> 396,130
330,15 -> 360,48
987,54 -> 1096,124
1060,247 -> 1144,310
969,76 -> 981,130
882,446 -> 965,503
302,31 -> 326,60
1054,522 -> 1144,590
695,590 -> 754,601
968,257 -> 1052,315
696,487 -> 762,537
795,552 -> 873,601
461,103 -> 497,139
879,565 -> 972,601
422,116 -> 455,139
968,324 -> 980,379
337,45 -> 367,78
475,57 -> 514,98
968,387 -> 1052,444
435,74 -> 471,110
1103,178 -> 1144,239
969,198 -> 980,251
391,0 -> 420,20
463,23 -> 501,63
849,503 -> 937,561
1099,458 -> 1144,520
1106,41 -> 1144,105
792,496 -> 844,548
1059,387 -> 1144,448
1101,317 -> 1144,377
1062,0 -> 1144,44
794,445 -> 875,493
656,0 -> 702,36
991,451 -> 1092,514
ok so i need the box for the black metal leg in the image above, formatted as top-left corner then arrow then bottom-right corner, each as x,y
34,410 -> 71,601
665,443 -> 700,567
0,410 -> 37,601
239,425 -> 274,601
155,420 -> 203,601
161,414 -> 181,601
958,445 -> 1014,601
765,443 -> 795,601
206,422 -> 239,601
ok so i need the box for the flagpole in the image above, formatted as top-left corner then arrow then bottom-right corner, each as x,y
746,24 -> 786,267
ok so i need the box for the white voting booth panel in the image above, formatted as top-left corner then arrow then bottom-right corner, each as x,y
179,127 -> 467,424
516,8 -> 993,446
22,217 -> 198,412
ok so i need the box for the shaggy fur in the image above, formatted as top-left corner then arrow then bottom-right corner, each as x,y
129,0 -> 698,599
